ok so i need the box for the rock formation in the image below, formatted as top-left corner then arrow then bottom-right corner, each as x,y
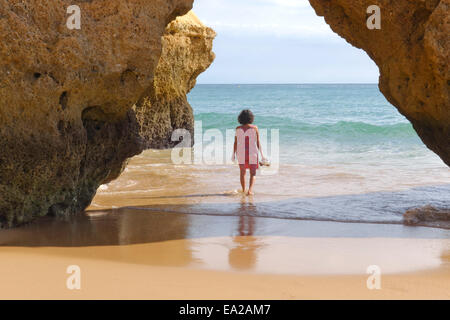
0,1 -> 216,227
309,0 -> 450,166
404,205 -> 450,229
134,11 -> 216,149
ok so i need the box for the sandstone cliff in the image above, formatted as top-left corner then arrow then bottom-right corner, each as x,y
0,1 -> 217,227
309,0 -> 450,166
134,11 -> 216,149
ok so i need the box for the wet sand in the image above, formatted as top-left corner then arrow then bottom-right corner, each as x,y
0,211 -> 449,299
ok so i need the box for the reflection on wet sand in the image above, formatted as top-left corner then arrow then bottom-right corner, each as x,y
0,209 -> 191,247
229,236 -> 262,271
229,197 -> 262,270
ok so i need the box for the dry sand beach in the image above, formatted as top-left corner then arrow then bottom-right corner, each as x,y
0,236 -> 449,299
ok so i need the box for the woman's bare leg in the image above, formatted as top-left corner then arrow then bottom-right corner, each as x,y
240,167 -> 246,193
248,169 -> 256,195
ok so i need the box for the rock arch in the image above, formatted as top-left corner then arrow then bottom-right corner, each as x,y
0,0 -> 448,227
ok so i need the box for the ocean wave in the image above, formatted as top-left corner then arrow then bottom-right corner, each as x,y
124,185 -> 450,230
196,112 -> 417,140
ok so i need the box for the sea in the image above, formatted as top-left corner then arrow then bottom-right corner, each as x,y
90,84 -> 450,228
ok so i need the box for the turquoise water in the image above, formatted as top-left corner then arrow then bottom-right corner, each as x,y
188,84 -> 431,165
182,84 -> 449,227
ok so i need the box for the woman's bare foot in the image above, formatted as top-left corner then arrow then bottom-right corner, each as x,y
247,190 -> 254,196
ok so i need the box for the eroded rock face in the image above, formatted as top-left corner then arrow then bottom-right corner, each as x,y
404,205 -> 450,229
0,0 -> 196,227
134,11 -> 216,149
309,0 -> 450,166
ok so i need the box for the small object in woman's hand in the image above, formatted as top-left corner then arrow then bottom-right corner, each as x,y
259,157 -> 271,166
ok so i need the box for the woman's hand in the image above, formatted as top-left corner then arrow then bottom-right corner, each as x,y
231,153 -> 236,162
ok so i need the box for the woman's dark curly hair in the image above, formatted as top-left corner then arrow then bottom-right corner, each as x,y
238,109 -> 254,125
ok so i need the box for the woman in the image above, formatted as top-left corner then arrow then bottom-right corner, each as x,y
232,109 -> 263,196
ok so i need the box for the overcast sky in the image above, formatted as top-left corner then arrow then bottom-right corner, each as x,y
193,0 -> 380,84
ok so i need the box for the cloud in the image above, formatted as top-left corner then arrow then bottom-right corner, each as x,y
194,0 -> 338,38
191,0 -> 379,83
201,21 -> 333,38
260,0 -> 311,8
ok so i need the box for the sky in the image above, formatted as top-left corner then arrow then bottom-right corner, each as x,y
193,0 -> 380,84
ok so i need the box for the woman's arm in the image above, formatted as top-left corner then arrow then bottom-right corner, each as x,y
232,130 -> 237,161
255,127 -> 264,158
